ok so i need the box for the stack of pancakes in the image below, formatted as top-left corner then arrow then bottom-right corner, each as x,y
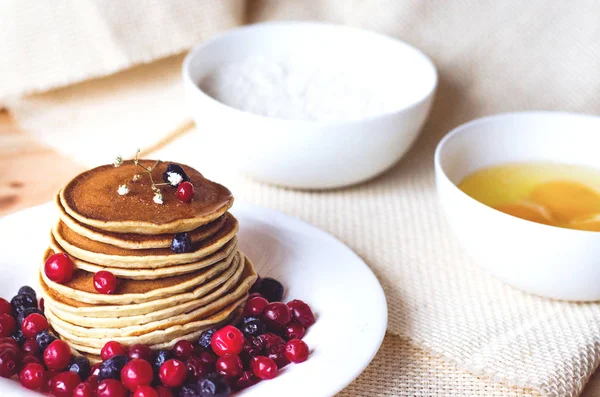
39,161 -> 257,362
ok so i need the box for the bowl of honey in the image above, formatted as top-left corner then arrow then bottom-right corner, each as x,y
435,111 -> 600,301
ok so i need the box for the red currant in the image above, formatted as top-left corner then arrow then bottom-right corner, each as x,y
185,356 -> 211,382
285,339 -> 309,363
158,359 -> 187,387
39,298 -> 45,312
90,362 -> 102,377
21,313 -> 49,339
97,379 -> 128,397
22,338 -> 38,354
22,354 -> 43,366
176,181 -> 195,203
211,325 -> 245,356
74,381 -> 97,397
216,354 -> 243,378
94,271 -> 117,294
0,298 -> 12,316
287,300 -> 315,328
173,340 -> 194,360
101,340 -> 126,360
0,348 -> 21,378
0,313 -> 16,338
134,385 -> 159,397
156,385 -> 175,397
243,295 -> 269,317
44,253 -> 74,284
43,340 -> 72,370
0,336 -> 20,351
52,371 -> 81,397
262,302 -> 291,329
120,358 -> 154,391
250,356 -> 278,380
128,343 -> 154,361
19,362 -> 46,390
285,322 -> 306,340
236,370 -> 260,391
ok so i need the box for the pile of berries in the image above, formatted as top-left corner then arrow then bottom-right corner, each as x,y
0,277 -> 315,396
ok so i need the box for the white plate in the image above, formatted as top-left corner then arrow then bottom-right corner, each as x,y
0,202 -> 387,397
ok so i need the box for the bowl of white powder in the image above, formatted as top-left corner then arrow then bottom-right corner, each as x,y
183,21 -> 437,189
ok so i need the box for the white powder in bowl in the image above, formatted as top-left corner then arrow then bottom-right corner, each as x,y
198,56 -> 407,122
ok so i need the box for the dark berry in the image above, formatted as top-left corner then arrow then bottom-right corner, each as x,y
128,343 -> 154,362
239,317 -> 267,338
198,373 -> 231,397
0,313 -> 16,338
162,163 -> 190,186
174,340 -> 194,360
235,370 -> 259,391
0,348 -> 21,378
266,342 -> 289,369
176,182 -> 195,203
285,322 -> 306,340
197,351 -> 217,367
101,341 -> 126,360
17,307 -> 44,328
158,359 -> 187,387
0,298 -> 12,316
98,354 -> 129,381
18,286 -> 37,299
287,300 -> 316,328
239,337 -> 263,365
179,383 -> 201,397
12,329 -> 26,345
36,329 -> 57,352
198,329 -> 216,350
250,277 -> 284,302
93,271 -> 118,294
153,349 -> 173,373
243,296 -> 269,317
262,302 -> 292,330
21,313 -> 48,338
186,356 -> 212,382
258,333 -> 285,352
250,356 -> 277,380
211,326 -> 245,356
69,356 -> 91,380
10,293 -> 37,315
44,253 -> 75,284
19,362 -> 46,390
171,232 -> 192,254
43,340 -> 72,370
52,371 -> 81,397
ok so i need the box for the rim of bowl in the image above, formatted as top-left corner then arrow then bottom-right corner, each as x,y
434,110 -> 600,236
182,20 -> 438,127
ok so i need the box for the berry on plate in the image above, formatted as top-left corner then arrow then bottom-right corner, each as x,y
43,340 -> 72,371
211,325 -> 245,356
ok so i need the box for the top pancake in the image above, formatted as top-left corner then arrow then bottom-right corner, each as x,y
60,160 -> 234,234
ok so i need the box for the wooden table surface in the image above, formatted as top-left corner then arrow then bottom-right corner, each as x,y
2,109 -> 600,396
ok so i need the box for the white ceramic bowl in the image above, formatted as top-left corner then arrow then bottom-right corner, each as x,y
435,111 -> 600,301
183,21 -> 437,189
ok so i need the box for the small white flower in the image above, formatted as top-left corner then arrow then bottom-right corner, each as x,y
113,156 -> 123,168
153,191 -> 164,205
132,174 -> 140,182
167,172 -> 183,187
117,184 -> 129,196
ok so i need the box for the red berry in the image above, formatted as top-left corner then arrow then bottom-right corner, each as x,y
236,370 -> 260,391
285,322 -> 306,340
100,341 -> 126,360
173,340 -> 194,360
43,340 -> 72,370
22,354 -> 43,366
44,253 -> 74,284
19,362 -> 46,389
0,348 -> 21,378
22,338 -> 38,354
97,379 -> 128,397
262,302 -> 291,330
128,343 -> 154,362
156,385 -> 174,397
0,336 -> 20,351
134,385 -> 159,397
250,356 -> 277,380
94,271 -> 117,294
197,350 -> 217,366
243,296 -> 269,317
21,313 -> 49,339
158,359 -> 187,387
90,362 -> 102,377
120,358 -> 154,391
287,300 -> 315,328
285,339 -> 309,363
215,354 -> 243,378
0,298 -> 12,316
0,313 -> 16,338
176,181 -> 194,203
74,381 -> 97,397
52,371 -> 81,397
39,298 -> 45,312
185,356 -> 211,382
211,325 -> 245,356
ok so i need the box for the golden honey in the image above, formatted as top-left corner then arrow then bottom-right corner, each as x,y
458,162 -> 600,231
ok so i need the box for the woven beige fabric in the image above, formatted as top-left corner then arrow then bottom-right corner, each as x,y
6,1 -> 600,396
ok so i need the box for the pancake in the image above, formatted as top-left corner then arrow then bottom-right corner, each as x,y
49,235 -> 238,280
44,258 -> 256,337
40,250 -> 239,305
56,194 -> 227,249
59,160 -> 234,234
44,252 -> 250,327
50,298 -> 247,351
51,213 -> 238,268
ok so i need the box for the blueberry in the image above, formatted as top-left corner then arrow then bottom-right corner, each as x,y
10,294 -> 37,315
18,286 -> 37,299
98,354 -> 129,381
250,278 -> 284,302
198,373 -> 231,397
36,330 -> 56,352
198,329 -> 216,350
17,308 -> 44,328
12,330 -> 25,345
179,383 -> 202,397
69,355 -> 91,380
171,232 -> 193,254
162,163 -> 190,187
239,317 -> 267,338
153,349 -> 173,373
